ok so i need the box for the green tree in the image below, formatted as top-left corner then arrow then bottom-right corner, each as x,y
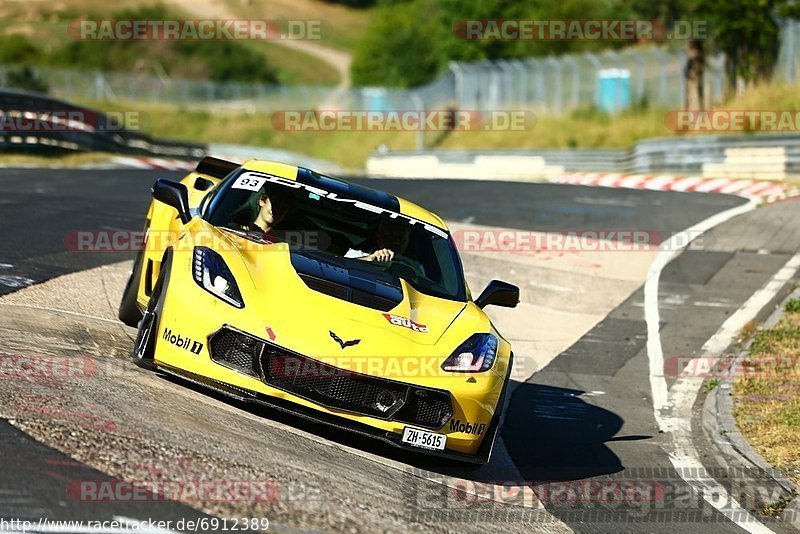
174,40 -> 278,83
48,4 -> 277,83
5,67 -> 49,94
351,0 -> 443,87
0,35 -> 42,65
439,0 -> 633,61
693,0 -> 800,87
352,0 -> 638,87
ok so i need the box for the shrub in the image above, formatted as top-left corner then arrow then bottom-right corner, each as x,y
4,67 -> 49,94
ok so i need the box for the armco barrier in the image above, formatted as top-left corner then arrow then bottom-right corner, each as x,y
0,89 -> 206,159
367,134 -> 800,181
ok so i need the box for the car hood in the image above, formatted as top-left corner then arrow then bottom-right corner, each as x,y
214,227 -> 471,352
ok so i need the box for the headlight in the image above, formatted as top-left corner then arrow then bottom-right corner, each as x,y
192,246 -> 244,308
441,333 -> 498,372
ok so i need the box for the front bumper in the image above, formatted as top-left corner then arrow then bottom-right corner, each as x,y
155,362 -> 498,464
208,325 -> 454,430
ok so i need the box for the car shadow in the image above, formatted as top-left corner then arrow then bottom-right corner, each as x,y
499,382 -> 625,480
162,369 -> 630,487
406,381 -> 628,484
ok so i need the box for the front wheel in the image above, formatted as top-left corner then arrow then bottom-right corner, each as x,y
118,249 -> 145,327
132,253 -> 170,370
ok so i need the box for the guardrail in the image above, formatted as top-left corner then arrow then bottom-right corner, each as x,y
0,89 -> 206,159
366,134 -> 800,181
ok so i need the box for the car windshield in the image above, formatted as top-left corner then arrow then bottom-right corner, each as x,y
203,169 -> 467,301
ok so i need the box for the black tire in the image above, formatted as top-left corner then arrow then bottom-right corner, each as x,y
132,252 -> 170,371
473,352 -> 514,465
118,249 -> 145,327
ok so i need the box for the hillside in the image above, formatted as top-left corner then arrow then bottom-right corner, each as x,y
0,0 -> 366,85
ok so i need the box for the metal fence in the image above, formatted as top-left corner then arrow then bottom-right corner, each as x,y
777,19 -> 800,84
1,20 -> 799,116
0,49 -> 720,115
448,48 -> 726,114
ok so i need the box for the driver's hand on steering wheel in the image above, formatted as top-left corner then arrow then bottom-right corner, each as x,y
364,248 -> 394,262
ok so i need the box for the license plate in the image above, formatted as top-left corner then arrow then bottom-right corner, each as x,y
401,427 -> 446,451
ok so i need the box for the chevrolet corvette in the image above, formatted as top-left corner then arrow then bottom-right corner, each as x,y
119,157 -> 520,464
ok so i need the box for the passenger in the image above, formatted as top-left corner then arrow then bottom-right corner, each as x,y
346,216 -> 410,262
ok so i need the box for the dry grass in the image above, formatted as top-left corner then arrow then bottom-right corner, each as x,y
441,106 -> 671,150
441,82 -> 800,151
738,319 -> 759,348
734,308 -> 800,485
81,99 -> 419,169
219,0 -> 373,52
0,152 -> 114,167
242,40 -> 339,85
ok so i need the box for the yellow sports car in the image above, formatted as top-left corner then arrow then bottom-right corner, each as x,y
119,157 -> 519,464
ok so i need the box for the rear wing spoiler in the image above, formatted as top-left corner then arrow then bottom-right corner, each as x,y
195,156 -> 240,179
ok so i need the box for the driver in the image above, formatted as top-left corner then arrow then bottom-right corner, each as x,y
346,215 -> 410,262
237,186 -> 293,240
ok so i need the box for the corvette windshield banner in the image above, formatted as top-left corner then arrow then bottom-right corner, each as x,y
233,171 -> 449,239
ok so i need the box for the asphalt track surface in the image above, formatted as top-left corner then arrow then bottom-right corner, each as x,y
1,168 -> 798,533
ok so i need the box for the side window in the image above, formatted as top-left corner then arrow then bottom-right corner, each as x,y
200,172 -> 237,219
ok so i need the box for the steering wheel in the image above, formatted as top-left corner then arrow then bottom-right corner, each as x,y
389,255 -> 425,280
367,255 -> 419,280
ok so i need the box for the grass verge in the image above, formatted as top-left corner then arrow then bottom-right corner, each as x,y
734,297 -> 800,486
0,152 -> 115,167
82,99 -> 421,169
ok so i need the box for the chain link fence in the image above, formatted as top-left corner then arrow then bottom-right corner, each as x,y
0,51 -> 718,115
777,19 -> 800,84
1,21 -> 798,115
448,48 -> 726,114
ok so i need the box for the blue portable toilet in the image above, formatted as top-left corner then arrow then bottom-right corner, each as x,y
363,87 -> 389,112
596,68 -> 631,113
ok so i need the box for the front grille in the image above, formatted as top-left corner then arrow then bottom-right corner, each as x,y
263,350 -> 410,419
208,327 -> 453,429
208,329 -> 260,377
298,274 -> 398,312
394,389 -> 453,428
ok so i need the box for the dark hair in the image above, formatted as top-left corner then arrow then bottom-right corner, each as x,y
259,185 -> 295,222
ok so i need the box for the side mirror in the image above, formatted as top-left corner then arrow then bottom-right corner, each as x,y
152,179 -> 191,224
475,280 -> 519,309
